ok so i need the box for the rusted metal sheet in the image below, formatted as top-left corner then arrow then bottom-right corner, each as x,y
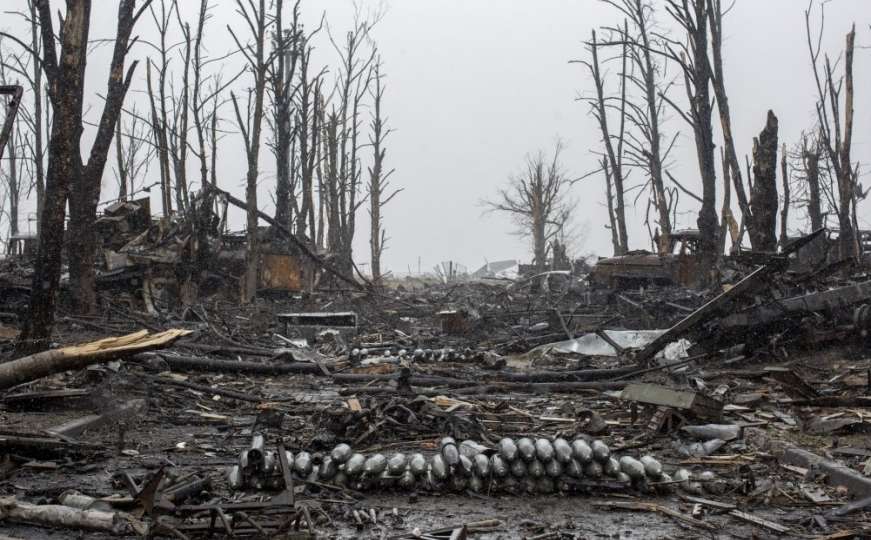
260,253 -> 303,291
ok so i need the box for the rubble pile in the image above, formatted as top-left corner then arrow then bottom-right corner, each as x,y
3,230 -> 871,537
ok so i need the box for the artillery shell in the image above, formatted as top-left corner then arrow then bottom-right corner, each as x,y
409,453 -> 427,476
498,438 -> 518,461
618,456 -> 645,480
399,469 -> 416,489
294,451 -> 313,476
379,469 -> 395,487
604,457 -> 621,478
584,461 -> 603,478
490,455 -> 509,477
333,471 -> 348,487
473,453 -> 491,477
306,466 -> 320,484
364,454 -> 388,476
510,459 -> 528,478
639,455 -> 662,479
439,436 -> 457,449
457,454 -> 474,477
566,459 -> 584,478
468,474 -> 483,493
517,438 -> 536,461
571,439 -> 593,463
387,453 -> 407,475
227,465 -> 243,490
545,459 -> 564,478
431,454 -> 449,480
319,457 -> 338,480
591,440 -> 610,462
673,468 -> 691,484
553,438 -> 573,464
440,439 -> 460,467
528,459 -> 545,479
534,438 -> 555,462
615,471 -> 631,484
345,453 -> 366,476
331,443 -> 352,463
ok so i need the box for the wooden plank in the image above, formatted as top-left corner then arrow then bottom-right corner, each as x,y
728,510 -> 790,533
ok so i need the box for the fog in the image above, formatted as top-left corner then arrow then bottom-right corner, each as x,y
2,0 -> 870,274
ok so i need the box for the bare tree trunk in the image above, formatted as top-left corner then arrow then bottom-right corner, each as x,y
667,0 -> 719,277
587,30 -> 628,255
367,61 -> 397,284
803,137 -> 823,231
779,143 -> 789,248
748,110 -> 779,251
192,0 -> 210,191
19,0 -> 90,351
28,0 -> 45,237
68,0 -> 147,316
270,0 -> 300,233
603,157 -> 621,255
4,123 -> 19,240
837,27 -> 856,259
115,114 -> 128,200
229,0 -> 268,303
147,62 -> 172,216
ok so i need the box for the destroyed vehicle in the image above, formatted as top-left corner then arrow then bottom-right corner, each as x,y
588,229 -> 701,289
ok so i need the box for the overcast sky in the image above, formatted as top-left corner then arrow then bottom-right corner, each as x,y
3,0 -> 870,274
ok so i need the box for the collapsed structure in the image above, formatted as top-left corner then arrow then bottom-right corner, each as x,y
2,223 -> 871,537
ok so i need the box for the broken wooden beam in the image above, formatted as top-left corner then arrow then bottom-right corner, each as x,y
0,329 -> 191,390
149,353 -> 328,376
47,399 -> 146,439
0,496 -> 142,534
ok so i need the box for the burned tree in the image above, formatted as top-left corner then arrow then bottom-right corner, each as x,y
747,110 -> 780,252
667,0 -> 718,270
267,0 -> 301,234
294,21 -> 325,241
113,106 -> 154,201
323,15 -> 378,275
581,29 -> 629,255
367,60 -> 399,283
229,0 -> 270,303
11,0 -> 151,351
806,3 -> 859,260
485,141 -> 576,269
0,54 -> 23,244
599,0 -> 679,255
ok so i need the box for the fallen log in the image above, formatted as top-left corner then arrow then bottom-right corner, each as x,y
494,365 -> 639,383
176,341 -> 276,358
0,496 -> 142,535
47,399 -> 146,438
0,329 -> 191,391
451,381 -> 625,395
331,372 -> 473,387
151,353 -> 328,375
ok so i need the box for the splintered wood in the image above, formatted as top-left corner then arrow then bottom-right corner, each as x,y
0,329 -> 192,390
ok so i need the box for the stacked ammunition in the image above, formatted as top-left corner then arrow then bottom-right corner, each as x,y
228,435 -> 723,495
